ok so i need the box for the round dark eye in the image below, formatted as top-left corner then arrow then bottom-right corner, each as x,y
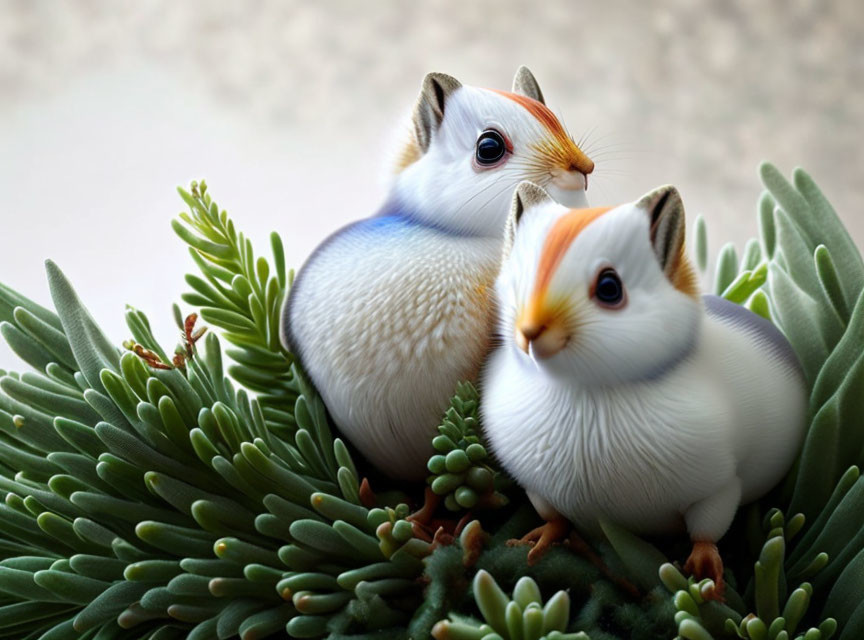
475,130 -> 506,165
594,269 -> 624,306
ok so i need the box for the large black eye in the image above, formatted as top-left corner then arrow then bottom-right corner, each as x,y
475,130 -> 507,165
594,268 -> 625,307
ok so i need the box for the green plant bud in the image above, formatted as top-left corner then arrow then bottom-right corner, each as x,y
394,503 -> 411,520
445,449 -> 471,473
428,455 -> 447,474
444,494 -> 460,511
286,615 -> 330,638
542,590 -> 570,633
768,617 -> 786,638
431,620 -> 489,640
431,473 -> 465,496
392,519 -> 414,543
243,563 -> 283,584
367,508 -> 390,531
293,589 -> 353,614
309,492 -> 369,530
785,513 -> 806,541
797,552 -> 829,580
746,616 -> 768,640
455,487 -> 478,509
522,605 -> 544,640
337,560 -> 417,590
433,435 -> 457,453
466,443 -> 487,462
474,570 -> 509,636
674,590 -> 700,617
659,563 -> 689,593
819,619 -> 837,638
512,576 -> 542,610
678,619 -> 714,640
694,215 -> 709,272
332,520 -> 384,562
504,600 -> 522,640
783,586 -> 811,637
466,467 -> 494,493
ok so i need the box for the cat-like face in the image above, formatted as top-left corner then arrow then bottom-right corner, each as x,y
496,182 -> 702,385
393,68 -> 594,237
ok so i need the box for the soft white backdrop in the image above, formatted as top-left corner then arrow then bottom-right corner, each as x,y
1,1 -> 862,368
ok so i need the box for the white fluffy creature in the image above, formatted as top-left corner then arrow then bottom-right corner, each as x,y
482,182 -> 807,597
283,68 -> 594,480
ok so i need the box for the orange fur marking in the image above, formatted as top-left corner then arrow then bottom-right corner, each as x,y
491,90 -> 594,175
393,138 -> 421,173
669,244 -> 700,299
493,91 -> 568,139
519,207 -> 611,333
534,207 -> 612,299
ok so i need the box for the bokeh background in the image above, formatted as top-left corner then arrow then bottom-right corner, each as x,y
1,1 -> 862,367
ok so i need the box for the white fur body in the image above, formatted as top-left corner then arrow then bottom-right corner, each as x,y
287,217 -> 501,479
482,193 -> 807,541
483,306 -> 806,539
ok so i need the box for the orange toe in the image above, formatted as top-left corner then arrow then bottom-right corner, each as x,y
507,517 -> 570,566
684,540 -> 725,601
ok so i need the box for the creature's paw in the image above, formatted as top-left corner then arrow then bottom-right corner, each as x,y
507,517 -> 570,566
684,540 -> 726,601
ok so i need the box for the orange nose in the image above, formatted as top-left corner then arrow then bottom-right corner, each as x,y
516,323 -> 542,353
516,322 -> 569,359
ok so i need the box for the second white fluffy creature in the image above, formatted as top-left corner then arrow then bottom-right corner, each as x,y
482,182 -> 807,596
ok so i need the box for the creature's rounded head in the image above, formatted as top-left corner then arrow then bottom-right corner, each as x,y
391,67 -> 594,236
496,181 -> 702,385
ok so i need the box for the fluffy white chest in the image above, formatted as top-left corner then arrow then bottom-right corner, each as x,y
287,217 -> 501,479
482,344 -> 735,535
482,309 -> 807,537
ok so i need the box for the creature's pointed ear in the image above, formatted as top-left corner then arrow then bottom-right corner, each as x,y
503,181 -> 554,259
512,66 -> 545,104
637,185 -> 688,277
412,72 -> 462,153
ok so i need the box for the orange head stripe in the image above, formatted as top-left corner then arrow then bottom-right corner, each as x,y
533,207 -> 612,301
491,89 -> 567,138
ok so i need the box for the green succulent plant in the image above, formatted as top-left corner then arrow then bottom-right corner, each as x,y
431,570 -> 588,640
426,383 -> 508,512
0,163 -> 861,640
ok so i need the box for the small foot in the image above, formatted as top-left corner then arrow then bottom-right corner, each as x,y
508,516 -> 570,566
684,541 -> 725,601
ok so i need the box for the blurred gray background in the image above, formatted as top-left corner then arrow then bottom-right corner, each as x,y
1,1 -> 862,367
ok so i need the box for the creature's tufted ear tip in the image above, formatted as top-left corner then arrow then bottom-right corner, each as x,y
637,185 -> 683,215
512,66 -> 545,104
412,72 -> 462,153
637,185 -> 694,292
513,181 -> 553,219
421,72 -> 462,92
503,182 -> 554,261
